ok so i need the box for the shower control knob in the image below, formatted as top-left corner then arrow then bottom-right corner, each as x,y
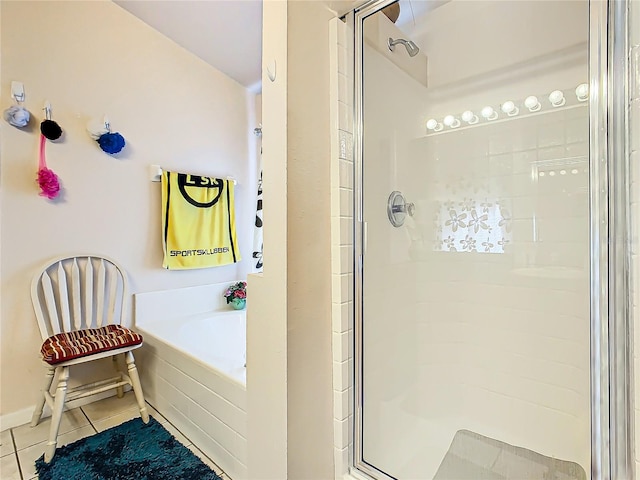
387,191 -> 415,227
406,202 -> 415,217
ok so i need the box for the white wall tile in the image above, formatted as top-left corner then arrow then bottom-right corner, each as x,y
338,73 -> 349,104
347,301 -> 354,330
332,244 -> 341,273
334,446 -> 349,477
340,245 -> 353,274
337,45 -> 349,76
333,417 -> 350,449
348,328 -> 354,359
332,187 -> 341,218
631,150 -> 640,190
339,101 -> 354,134
334,389 -> 349,421
337,20 -> 347,47
143,339 -> 246,410
632,100 -> 640,153
331,16 -> 355,462
340,159 -> 354,189
633,10 -> 640,449
631,46 -> 640,101
331,216 -> 341,247
332,273 -> 343,301
340,188 -> 353,217
340,217 -> 354,245
333,331 -> 349,363
332,302 -> 351,334
141,339 -> 247,475
632,4 -> 640,47
340,274 -> 350,301
339,131 -> 354,161
636,406 -> 640,461
333,360 -> 350,392
332,302 -> 346,333
339,130 -> 349,160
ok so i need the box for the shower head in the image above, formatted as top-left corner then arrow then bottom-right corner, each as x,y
388,37 -> 420,57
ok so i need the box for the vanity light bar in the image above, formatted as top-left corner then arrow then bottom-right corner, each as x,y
425,83 -> 589,134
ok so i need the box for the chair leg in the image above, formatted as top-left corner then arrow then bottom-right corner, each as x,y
31,366 -> 55,427
126,351 -> 149,423
112,355 -> 124,398
44,366 -> 69,463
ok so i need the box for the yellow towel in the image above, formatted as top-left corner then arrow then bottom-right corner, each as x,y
161,171 -> 240,270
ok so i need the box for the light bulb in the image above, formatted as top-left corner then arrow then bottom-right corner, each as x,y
548,90 -> 565,107
524,95 -> 541,112
575,83 -> 588,102
501,101 -> 519,116
426,118 -> 442,132
443,115 -> 460,128
461,110 -> 478,124
481,106 -> 497,120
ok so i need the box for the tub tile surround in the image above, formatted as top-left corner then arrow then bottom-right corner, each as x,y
0,392 -> 229,480
134,281 -> 247,480
134,282 -> 240,323
330,17 -> 356,479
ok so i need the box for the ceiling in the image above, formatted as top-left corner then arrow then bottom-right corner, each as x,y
113,0 -> 436,94
114,0 -> 263,92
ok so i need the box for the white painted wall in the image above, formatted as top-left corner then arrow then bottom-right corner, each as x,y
0,1 -> 257,420
246,1 -> 288,478
286,2 -> 336,479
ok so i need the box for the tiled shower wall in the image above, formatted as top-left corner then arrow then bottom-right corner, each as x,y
330,18 -> 355,479
632,0 -> 640,475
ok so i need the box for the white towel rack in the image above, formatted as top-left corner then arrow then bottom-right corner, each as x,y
149,165 -> 237,185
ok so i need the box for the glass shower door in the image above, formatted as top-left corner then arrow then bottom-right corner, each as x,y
357,1 -> 591,479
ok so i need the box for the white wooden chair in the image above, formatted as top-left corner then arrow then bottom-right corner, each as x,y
30,255 -> 149,463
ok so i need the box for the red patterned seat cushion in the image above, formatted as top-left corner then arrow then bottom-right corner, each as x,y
40,325 -> 143,365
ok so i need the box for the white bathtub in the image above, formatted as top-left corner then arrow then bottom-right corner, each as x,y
134,285 -> 248,480
141,311 -> 246,384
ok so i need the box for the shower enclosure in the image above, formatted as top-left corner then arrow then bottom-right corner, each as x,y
350,1 -> 632,479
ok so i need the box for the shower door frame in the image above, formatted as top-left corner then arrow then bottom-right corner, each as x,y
350,1 -> 633,479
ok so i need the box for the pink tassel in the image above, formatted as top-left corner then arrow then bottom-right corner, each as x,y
37,134 -> 60,199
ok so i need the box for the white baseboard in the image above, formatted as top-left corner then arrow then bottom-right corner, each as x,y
0,386 -> 131,431
0,406 -> 34,432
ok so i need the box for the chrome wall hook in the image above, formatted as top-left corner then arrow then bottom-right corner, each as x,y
43,101 -> 52,120
11,81 -> 25,104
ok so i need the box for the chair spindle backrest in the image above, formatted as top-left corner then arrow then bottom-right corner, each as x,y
31,255 -> 129,340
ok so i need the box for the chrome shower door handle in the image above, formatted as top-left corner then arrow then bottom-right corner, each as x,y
387,191 -> 414,227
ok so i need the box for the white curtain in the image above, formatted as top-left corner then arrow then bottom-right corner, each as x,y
252,155 -> 263,271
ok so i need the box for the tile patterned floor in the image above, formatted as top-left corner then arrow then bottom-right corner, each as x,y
0,392 -> 229,480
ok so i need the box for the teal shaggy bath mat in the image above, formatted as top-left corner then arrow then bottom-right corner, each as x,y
35,416 -> 222,480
